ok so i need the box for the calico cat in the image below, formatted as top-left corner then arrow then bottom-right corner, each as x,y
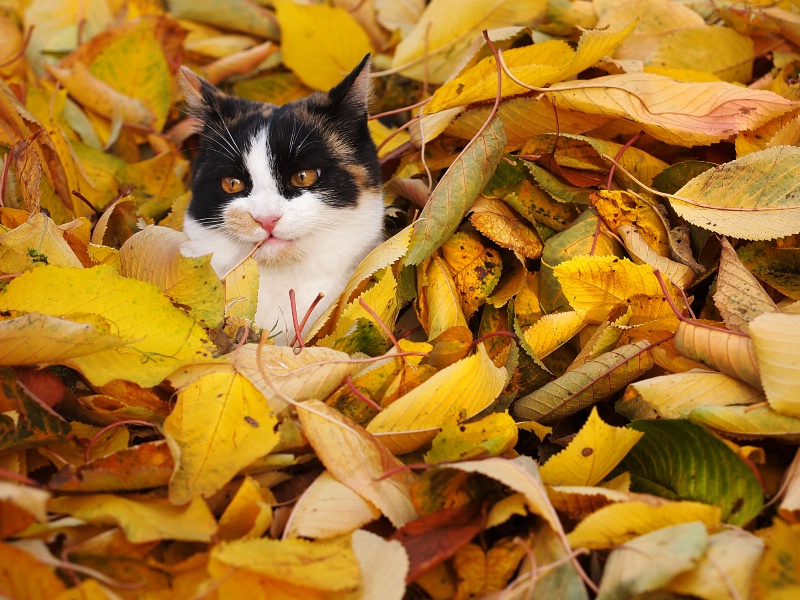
180,56 -> 384,344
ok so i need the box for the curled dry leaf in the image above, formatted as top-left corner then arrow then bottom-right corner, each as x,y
547,73 -> 799,146
513,341 -> 654,424
674,320 -> 761,389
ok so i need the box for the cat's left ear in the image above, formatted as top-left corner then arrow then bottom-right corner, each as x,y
325,54 -> 372,119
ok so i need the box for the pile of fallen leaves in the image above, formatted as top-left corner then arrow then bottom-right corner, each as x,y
3,0 -> 800,598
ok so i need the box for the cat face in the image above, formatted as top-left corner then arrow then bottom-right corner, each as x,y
181,56 -> 382,270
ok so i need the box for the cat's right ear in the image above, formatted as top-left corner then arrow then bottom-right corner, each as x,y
179,66 -> 225,122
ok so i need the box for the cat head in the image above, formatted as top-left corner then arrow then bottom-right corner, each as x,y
180,55 -> 383,269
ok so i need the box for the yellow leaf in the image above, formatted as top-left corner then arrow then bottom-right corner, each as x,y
427,21 -> 637,112
297,399 -> 418,527
318,268 -> 398,348
469,196 -> 543,259
0,213 -> 83,274
553,255 -> 670,323
441,230 -> 503,318
217,476 -> 273,541
224,257 -> 259,320
419,255 -> 469,340
424,412 -> 519,464
0,265 -> 214,386
567,500 -> 721,550
49,494 -> 217,543
209,536 -> 360,592
522,310 -> 586,364
0,542 -> 66,597
618,225 -> 695,290
165,370 -> 280,504
750,312 -> 800,417
369,119 -> 411,158
119,225 -> 224,326
547,73 -> 799,146
366,345 -> 506,452
593,190 -> 669,256
539,408 -> 643,486
0,312 -> 126,366
392,0 -> 547,83
274,0 -> 372,90
752,519 -> 800,599
284,471 -> 381,540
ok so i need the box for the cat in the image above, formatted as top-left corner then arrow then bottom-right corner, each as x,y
179,55 -> 385,345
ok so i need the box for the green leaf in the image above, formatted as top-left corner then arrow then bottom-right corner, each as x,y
620,419 -> 763,526
404,117 -> 506,265
672,145 -> 800,240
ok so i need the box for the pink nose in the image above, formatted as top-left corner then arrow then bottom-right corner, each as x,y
256,215 -> 281,234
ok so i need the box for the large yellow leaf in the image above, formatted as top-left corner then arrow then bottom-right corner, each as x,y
546,73 -> 798,146
366,344 -> 507,452
749,312 -> 800,417
539,408 -> 643,487
120,225 -> 223,326
0,312 -> 126,366
522,310 -> 586,364
553,255 -> 668,323
165,370 -> 280,504
209,536 -> 360,594
296,400 -> 418,528
426,21 -> 637,112
49,494 -> 217,543
0,265 -> 214,386
392,0 -> 547,83
274,0 -> 372,90
671,146 -> 800,241
618,370 -> 764,420
567,500 -> 721,550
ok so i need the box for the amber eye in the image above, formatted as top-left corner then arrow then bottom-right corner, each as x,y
221,177 -> 245,194
290,169 -> 319,188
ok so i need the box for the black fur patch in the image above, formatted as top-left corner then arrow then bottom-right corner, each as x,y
186,56 -> 380,225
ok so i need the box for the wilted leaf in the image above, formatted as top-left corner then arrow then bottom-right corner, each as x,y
297,399 -> 418,528
0,542 -> 66,597
424,412 -> 518,464
441,230 -> 502,317
469,196 -> 543,259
